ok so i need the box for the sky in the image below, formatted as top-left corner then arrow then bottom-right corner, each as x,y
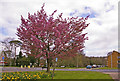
0,0 -> 119,57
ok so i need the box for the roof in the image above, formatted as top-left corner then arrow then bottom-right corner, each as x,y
107,50 -> 120,56
107,52 -> 113,56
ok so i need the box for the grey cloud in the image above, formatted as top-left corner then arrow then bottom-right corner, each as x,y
0,0 -> 118,57
85,25 -> 118,56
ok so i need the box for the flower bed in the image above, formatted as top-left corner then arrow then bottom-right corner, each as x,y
2,71 -> 51,79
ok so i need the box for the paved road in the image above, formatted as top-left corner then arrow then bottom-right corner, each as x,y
2,67 -> 120,72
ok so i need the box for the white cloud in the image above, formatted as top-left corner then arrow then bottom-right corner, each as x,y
0,0 -> 118,56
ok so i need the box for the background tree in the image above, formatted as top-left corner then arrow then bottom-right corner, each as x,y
18,51 -> 23,58
9,40 -> 22,65
1,37 -> 15,66
57,55 -> 107,67
16,51 -> 23,66
16,4 -> 89,72
17,56 -> 30,66
28,55 -> 36,66
1,37 -> 14,58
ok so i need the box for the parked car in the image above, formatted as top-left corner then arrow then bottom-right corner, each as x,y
86,65 -> 92,69
0,61 -> 8,66
92,65 -> 97,68
96,65 -> 101,68
61,66 -> 65,68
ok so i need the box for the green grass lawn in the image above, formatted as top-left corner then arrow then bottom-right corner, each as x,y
0,66 -> 19,67
53,71 -> 113,79
50,67 -> 85,69
2,71 -> 113,80
98,67 -> 118,69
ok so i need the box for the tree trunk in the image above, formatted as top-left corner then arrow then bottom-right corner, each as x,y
37,58 -> 40,67
47,58 -> 50,73
76,54 -> 78,68
52,60 -> 56,79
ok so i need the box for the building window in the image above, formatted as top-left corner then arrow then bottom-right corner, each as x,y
118,60 -> 120,63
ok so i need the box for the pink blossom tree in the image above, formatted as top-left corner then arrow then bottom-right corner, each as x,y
16,4 -> 89,72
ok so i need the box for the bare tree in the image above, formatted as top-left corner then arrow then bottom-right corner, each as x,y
1,37 -> 15,66
1,38 -> 22,66
1,37 -> 14,58
9,40 -> 22,65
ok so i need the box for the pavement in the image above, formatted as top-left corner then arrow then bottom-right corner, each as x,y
102,72 -> 119,79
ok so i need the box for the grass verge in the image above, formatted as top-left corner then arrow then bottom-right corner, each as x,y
98,67 -> 118,69
50,67 -> 85,69
53,71 -> 113,79
2,71 -> 113,80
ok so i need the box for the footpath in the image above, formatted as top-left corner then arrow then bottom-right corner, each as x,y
102,72 -> 119,81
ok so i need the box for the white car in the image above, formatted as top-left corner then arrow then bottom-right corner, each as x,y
92,65 -> 97,68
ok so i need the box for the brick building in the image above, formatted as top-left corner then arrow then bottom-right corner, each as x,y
0,52 -> 6,66
0,56 -> 2,61
107,51 -> 120,68
0,55 -> 3,66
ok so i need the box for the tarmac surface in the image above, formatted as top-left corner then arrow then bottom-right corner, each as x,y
1,67 -> 119,72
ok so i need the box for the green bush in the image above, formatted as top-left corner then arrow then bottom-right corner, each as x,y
17,57 -> 30,66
